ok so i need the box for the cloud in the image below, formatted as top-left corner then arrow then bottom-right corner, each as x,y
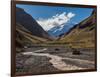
37,12 -> 75,31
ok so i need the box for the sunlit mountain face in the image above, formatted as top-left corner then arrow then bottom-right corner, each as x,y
16,4 -> 94,37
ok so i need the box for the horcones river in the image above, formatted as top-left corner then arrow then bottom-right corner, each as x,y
21,47 -> 95,71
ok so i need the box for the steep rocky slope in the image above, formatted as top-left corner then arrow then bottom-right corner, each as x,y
16,23 -> 49,50
59,9 -> 96,48
16,7 -> 52,40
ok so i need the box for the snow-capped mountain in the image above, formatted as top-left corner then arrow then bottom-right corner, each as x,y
48,23 -> 75,37
36,12 -> 76,37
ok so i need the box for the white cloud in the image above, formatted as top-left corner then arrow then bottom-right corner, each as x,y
37,12 -> 75,31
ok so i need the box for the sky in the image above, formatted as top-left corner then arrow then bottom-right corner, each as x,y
16,4 -> 94,31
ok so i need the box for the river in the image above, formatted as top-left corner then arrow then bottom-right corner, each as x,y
22,48 -> 94,71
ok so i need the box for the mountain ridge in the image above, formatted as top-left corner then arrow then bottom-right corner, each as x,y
57,9 -> 96,48
16,7 -> 53,40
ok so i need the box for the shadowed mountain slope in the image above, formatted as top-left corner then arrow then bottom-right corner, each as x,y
16,7 -> 53,40
16,23 -> 49,48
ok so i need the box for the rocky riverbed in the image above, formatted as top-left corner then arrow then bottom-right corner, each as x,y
16,46 -> 96,75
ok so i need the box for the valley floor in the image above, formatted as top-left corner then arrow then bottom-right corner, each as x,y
16,46 -> 96,75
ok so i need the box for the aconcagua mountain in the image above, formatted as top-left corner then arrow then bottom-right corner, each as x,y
48,23 -> 75,37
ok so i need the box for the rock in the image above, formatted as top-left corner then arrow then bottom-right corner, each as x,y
24,46 -> 28,49
72,48 -> 81,55
55,48 -> 60,51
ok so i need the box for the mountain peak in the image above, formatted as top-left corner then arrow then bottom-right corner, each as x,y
48,23 -> 75,37
16,7 -> 24,12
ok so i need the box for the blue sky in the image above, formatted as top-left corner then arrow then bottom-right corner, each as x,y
16,4 -> 94,31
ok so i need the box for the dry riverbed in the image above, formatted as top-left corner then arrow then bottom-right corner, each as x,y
16,46 -> 96,75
